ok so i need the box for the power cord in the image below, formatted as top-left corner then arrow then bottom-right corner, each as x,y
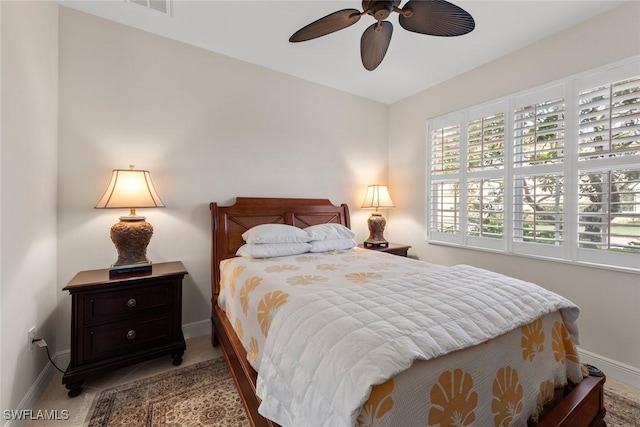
32,339 -> 66,374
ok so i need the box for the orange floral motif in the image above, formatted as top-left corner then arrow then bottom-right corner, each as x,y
219,260 -> 233,292
428,369 -> 477,426
317,264 -> 347,271
240,277 -> 262,315
535,381 -> 555,417
235,318 -> 244,340
521,318 -> 545,361
247,337 -> 259,363
286,275 -> 329,286
265,265 -> 300,273
295,255 -> 317,262
492,366 -> 523,427
228,266 -> 246,297
225,300 -> 232,318
345,272 -> 383,284
357,379 -> 395,427
343,255 -> 367,262
257,291 -> 289,336
552,322 -> 580,363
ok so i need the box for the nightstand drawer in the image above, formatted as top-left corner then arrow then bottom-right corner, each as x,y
83,316 -> 170,362
84,284 -> 170,323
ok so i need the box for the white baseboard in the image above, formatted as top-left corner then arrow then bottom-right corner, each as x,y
3,359 -> 58,427
182,318 -> 211,339
578,348 -> 640,389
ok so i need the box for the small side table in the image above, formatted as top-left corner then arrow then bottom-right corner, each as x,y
62,261 -> 187,397
358,242 -> 411,257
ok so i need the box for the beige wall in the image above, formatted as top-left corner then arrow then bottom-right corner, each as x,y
388,3 -> 640,376
1,0 -> 59,413
56,7 -> 389,350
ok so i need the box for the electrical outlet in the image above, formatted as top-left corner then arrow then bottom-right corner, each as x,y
28,326 -> 36,351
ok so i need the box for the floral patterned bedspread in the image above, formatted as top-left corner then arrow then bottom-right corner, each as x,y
218,248 -> 440,371
219,249 -> 583,427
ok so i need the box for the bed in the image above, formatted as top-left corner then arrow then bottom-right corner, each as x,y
209,197 -> 606,427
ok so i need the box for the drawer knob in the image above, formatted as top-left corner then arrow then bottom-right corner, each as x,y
126,330 -> 136,340
127,298 -> 137,308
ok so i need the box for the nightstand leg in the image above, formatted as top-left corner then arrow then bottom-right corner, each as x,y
65,379 -> 84,397
171,351 -> 184,366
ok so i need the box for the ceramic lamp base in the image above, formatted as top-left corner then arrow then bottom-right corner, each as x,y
364,212 -> 388,247
109,216 -> 154,273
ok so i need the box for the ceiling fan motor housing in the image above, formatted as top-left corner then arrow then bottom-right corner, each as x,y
363,0 -> 401,21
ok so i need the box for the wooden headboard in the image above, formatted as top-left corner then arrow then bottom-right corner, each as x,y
209,197 -> 350,307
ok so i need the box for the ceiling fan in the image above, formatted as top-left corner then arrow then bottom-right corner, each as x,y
289,0 -> 475,71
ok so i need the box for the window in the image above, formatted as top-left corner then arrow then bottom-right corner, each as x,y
513,174 -> 564,246
431,181 -> 460,234
578,170 -> 640,253
427,57 -> 640,271
468,113 -> 505,171
467,179 -> 504,239
431,124 -> 461,175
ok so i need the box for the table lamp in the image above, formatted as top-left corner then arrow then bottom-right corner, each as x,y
95,165 -> 165,275
361,184 -> 394,248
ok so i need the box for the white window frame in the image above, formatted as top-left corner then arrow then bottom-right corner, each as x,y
426,56 -> 640,273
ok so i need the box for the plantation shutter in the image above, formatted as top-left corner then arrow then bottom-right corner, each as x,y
511,86 -> 566,258
578,75 -> 640,159
576,63 -> 640,269
428,114 -> 464,244
426,57 -> 639,272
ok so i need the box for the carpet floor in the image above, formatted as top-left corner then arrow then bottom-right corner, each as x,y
87,358 -> 249,427
605,386 -> 640,427
87,357 -> 639,426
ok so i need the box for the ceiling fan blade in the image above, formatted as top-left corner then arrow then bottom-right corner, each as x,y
399,0 -> 475,37
361,21 -> 393,71
289,9 -> 362,42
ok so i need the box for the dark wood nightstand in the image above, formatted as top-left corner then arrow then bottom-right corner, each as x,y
62,261 -> 187,397
358,242 -> 411,257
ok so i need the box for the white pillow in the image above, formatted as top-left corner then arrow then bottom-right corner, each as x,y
236,242 -> 311,258
242,224 -> 311,244
309,238 -> 357,253
304,223 -> 356,241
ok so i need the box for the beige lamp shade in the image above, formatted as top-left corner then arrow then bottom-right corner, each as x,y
95,167 -> 165,212
361,185 -> 394,248
95,166 -> 164,275
361,185 -> 395,211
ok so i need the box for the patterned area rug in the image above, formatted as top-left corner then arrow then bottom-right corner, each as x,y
87,358 -> 249,427
88,357 -> 639,427
605,385 -> 640,427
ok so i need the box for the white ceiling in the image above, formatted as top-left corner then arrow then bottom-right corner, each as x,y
59,0 -> 629,104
